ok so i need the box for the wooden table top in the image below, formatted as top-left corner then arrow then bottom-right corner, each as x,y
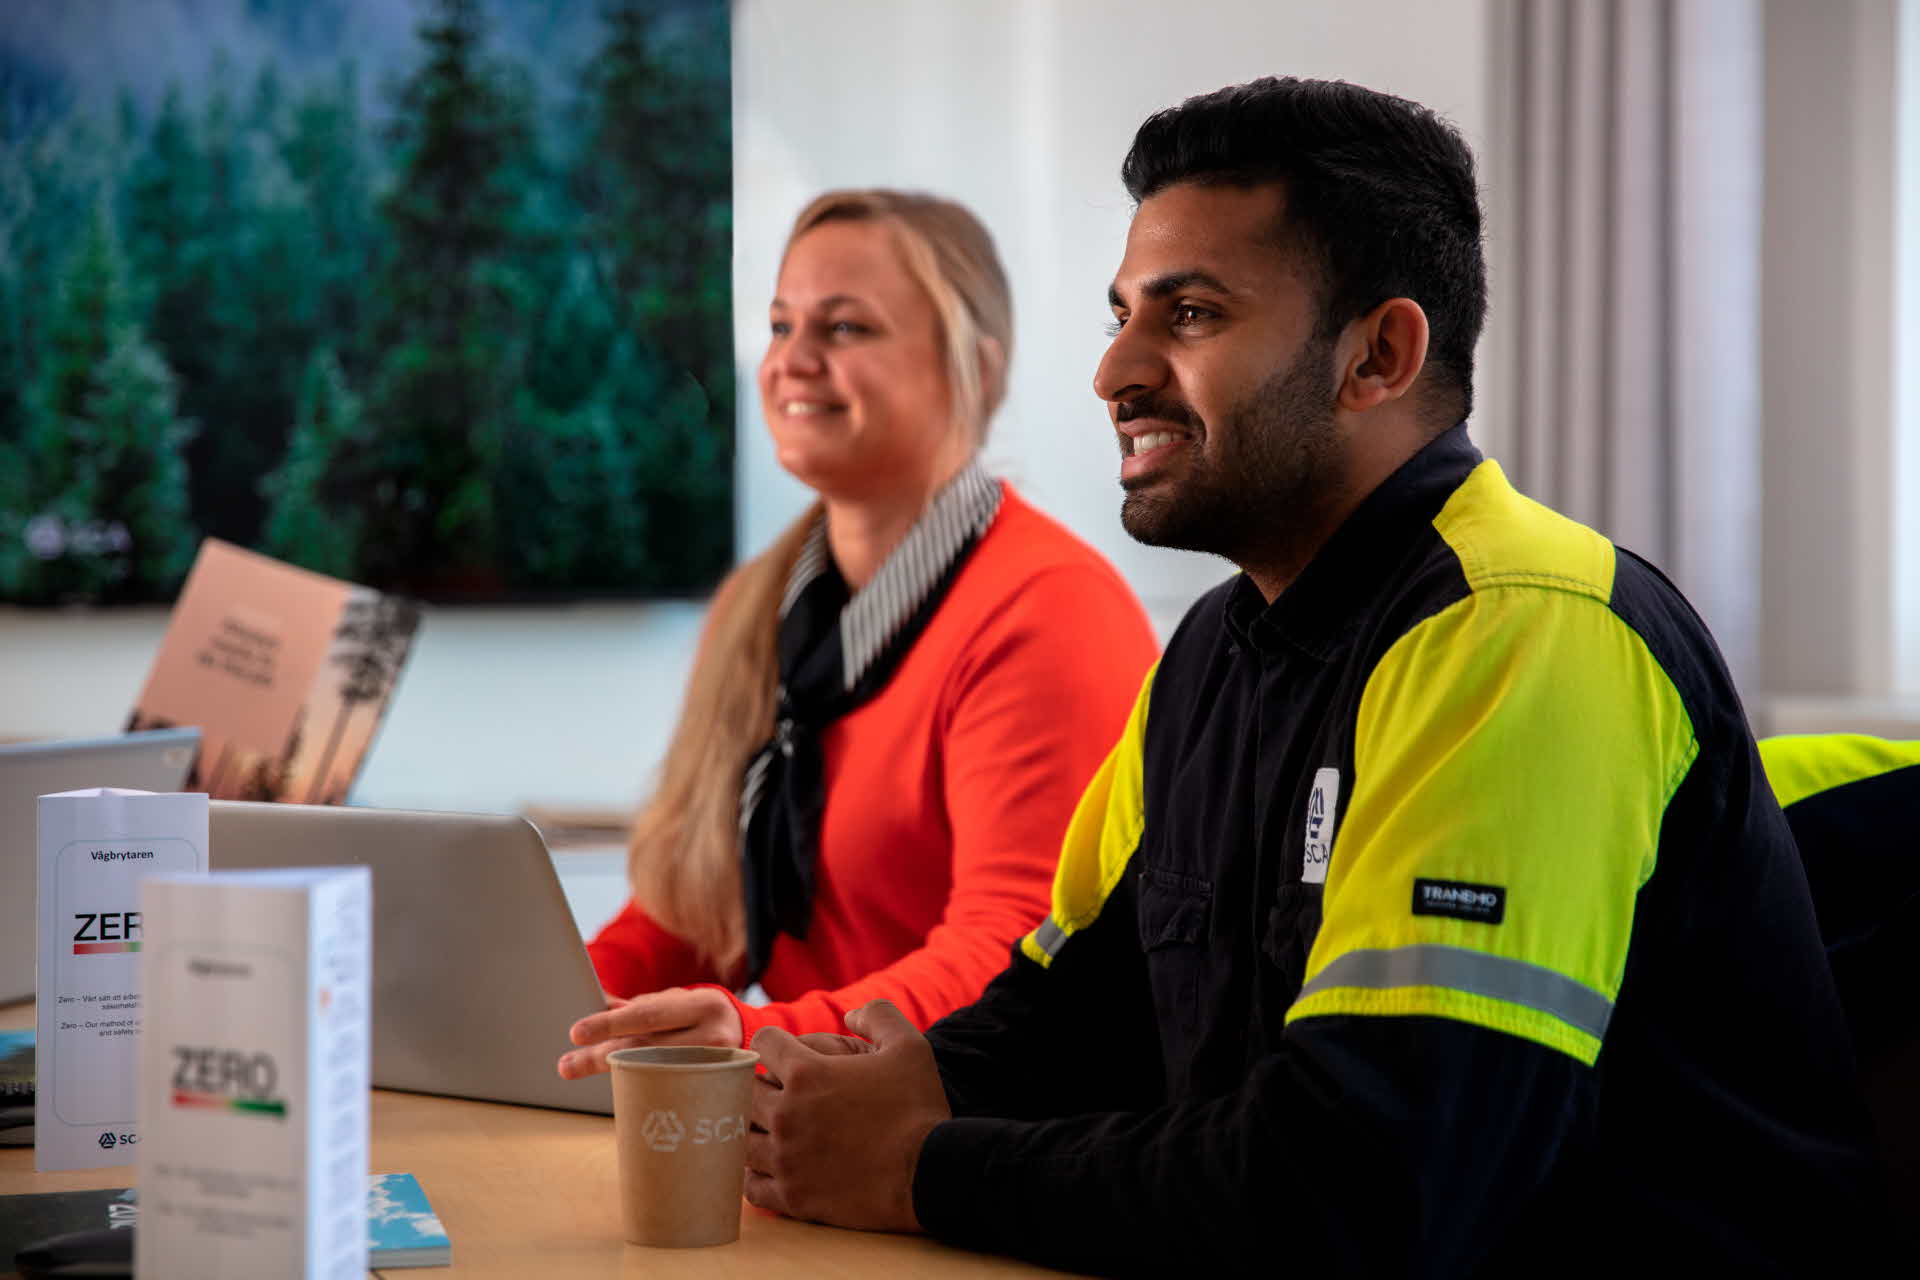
0,1000 -> 1056,1278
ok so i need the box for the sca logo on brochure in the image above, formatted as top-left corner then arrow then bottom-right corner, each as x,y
71,910 -> 143,956
639,1110 -> 746,1153
170,1047 -> 288,1120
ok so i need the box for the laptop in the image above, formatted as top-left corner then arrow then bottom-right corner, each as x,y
0,730 -> 201,1003
210,801 -> 616,1116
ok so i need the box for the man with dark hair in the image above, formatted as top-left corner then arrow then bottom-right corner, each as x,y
741,77 -> 1885,1274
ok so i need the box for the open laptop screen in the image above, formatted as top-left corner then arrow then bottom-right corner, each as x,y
210,801 -> 614,1116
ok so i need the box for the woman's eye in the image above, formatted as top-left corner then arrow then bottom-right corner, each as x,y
769,320 -> 791,337
830,320 -> 869,337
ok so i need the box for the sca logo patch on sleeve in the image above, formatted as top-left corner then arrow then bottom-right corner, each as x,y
1412,878 -> 1506,924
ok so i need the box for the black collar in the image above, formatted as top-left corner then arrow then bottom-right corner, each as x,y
1223,423 -> 1482,662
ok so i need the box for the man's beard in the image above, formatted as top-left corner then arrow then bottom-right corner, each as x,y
1119,333 -> 1340,565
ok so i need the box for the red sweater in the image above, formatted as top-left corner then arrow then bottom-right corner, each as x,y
587,484 -> 1157,1043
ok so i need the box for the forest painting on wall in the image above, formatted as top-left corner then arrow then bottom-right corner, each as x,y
0,0 -> 732,605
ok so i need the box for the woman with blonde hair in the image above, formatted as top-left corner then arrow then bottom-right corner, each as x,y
558,190 -> 1156,1073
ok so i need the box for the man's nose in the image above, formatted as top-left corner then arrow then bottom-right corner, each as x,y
1093,323 -> 1165,406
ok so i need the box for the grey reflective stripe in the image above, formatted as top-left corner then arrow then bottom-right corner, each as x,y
1030,916 -> 1067,960
1295,943 -> 1613,1040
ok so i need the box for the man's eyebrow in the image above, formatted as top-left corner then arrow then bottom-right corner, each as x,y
1108,270 -> 1240,310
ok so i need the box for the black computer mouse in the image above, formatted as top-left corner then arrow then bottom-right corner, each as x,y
12,1225 -> 134,1279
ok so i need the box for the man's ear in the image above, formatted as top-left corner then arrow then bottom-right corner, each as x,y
1335,297 -> 1429,414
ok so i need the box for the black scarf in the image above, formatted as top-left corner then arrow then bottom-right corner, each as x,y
738,462 -> 1003,983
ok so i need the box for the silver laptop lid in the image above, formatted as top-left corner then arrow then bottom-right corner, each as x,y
209,801 -> 614,1115
0,729 -> 201,1004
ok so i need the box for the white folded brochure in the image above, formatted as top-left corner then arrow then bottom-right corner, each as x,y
34,787 -> 207,1171
137,866 -> 372,1280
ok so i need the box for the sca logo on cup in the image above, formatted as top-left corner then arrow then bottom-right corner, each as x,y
97,1130 -> 137,1149
170,1046 -> 288,1120
639,1110 -> 747,1153
640,1110 -> 687,1152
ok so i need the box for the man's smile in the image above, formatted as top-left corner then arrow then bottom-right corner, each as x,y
1129,430 -> 1184,454
1117,422 -> 1195,483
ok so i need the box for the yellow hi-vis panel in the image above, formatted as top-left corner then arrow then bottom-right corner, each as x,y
1758,733 -> 1920,811
1021,664 -> 1157,968
1286,461 -> 1699,1065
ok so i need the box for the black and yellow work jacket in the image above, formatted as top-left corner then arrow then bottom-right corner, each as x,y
1760,733 -> 1920,1054
914,425 -> 1884,1276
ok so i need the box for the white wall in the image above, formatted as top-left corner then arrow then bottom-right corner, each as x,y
732,0 -> 1498,631
1,1 -> 1502,811
0,603 -> 705,815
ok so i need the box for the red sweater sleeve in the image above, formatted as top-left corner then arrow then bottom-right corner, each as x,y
586,896 -> 715,998
726,563 -> 1157,1044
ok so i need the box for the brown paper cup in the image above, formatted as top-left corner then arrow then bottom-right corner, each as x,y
608,1045 -> 760,1247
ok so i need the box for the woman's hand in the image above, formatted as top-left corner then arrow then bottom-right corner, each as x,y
556,987 -> 745,1079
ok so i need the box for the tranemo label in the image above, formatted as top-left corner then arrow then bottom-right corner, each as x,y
1412,878 -> 1506,924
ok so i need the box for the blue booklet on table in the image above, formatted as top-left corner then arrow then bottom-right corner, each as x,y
0,1030 -> 31,1148
0,1173 -> 450,1270
365,1172 -> 452,1268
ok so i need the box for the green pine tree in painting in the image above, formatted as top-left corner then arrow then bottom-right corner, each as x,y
195,61 -> 327,548
360,0 -> 533,593
0,204 -> 197,603
260,347 -> 365,578
81,338 -> 199,588
121,57 -> 339,555
578,0 -> 729,381
124,86 -> 215,429
280,62 -> 377,374
0,99 -> 35,460
575,0 -> 733,592
498,257 -> 653,588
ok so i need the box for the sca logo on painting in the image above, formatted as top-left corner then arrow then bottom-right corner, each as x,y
170,1047 -> 288,1120
71,911 -> 142,956
638,1109 -> 746,1153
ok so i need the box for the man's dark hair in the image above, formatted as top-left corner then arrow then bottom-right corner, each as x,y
1122,77 -> 1487,426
